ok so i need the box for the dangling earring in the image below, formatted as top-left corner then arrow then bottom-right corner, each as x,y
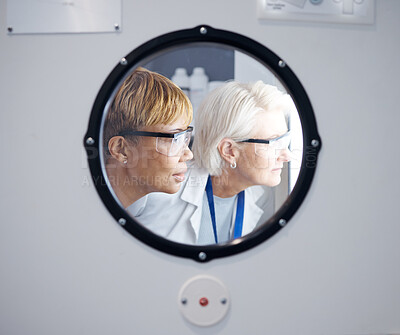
230,161 -> 236,169
123,159 -> 127,164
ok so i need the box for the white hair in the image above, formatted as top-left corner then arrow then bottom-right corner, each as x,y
192,80 -> 293,176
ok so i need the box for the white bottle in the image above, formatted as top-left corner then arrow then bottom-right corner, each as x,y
189,67 -> 209,121
171,68 -> 190,97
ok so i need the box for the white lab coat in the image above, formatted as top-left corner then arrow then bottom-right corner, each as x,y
126,164 -> 275,245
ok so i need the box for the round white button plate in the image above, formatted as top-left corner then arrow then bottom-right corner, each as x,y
178,275 -> 230,327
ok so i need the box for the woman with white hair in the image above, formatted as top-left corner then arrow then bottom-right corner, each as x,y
129,80 -> 292,245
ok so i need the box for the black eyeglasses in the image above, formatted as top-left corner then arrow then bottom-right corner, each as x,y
118,126 -> 193,157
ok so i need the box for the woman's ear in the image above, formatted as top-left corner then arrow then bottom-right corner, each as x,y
108,136 -> 128,163
217,138 -> 240,165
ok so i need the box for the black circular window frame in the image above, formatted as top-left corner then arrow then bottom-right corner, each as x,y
84,25 -> 322,262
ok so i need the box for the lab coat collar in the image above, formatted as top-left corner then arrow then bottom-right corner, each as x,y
228,186 -> 265,237
180,164 -> 208,207
242,187 -> 265,235
180,164 -> 265,241
180,164 -> 209,240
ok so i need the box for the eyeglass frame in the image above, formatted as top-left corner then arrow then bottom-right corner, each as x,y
118,126 -> 193,140
237,130 -> 291,146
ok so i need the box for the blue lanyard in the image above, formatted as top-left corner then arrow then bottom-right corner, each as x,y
205,175 -> 245,243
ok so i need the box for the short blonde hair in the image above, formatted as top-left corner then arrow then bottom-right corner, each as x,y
193,80 -> 293,176
103,67 -> 193,156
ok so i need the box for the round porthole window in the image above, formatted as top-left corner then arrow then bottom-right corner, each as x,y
84,25 -> 321,262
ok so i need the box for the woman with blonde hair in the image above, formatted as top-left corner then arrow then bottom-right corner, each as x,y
130,80 -> 292,245
103,67 -> 193,209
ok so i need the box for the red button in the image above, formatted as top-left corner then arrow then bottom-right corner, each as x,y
199,297 -> 209,307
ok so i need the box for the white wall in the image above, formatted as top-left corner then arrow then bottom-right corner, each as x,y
1,1 -> 399,334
